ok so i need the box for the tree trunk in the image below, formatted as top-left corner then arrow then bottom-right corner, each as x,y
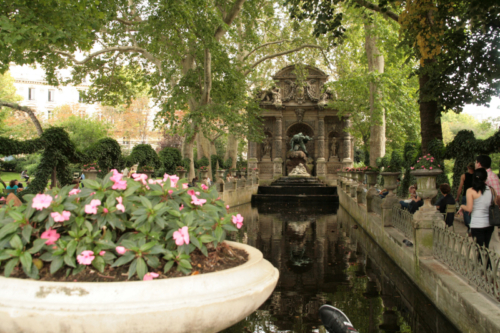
0,101 -> 44,136
419,67 -> 443,154
182,134 -> 195,181
364,23 -> 386,166
224,133 -> 238,169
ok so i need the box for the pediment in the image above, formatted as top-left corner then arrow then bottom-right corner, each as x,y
272,65 -> 328,81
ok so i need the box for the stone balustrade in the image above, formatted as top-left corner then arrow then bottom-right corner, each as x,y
215,172 -> 259,208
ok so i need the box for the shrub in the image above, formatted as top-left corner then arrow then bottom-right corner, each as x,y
0,170 -> 244,280
158,147 -> 182,175
385,150 -> 403,172
126,144 -> 161,169
195,156 -> 209,169
222,157 -> 232,170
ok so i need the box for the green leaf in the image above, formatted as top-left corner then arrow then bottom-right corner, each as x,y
128,258 -> 138,279
19,252 -> 32,273
4,257 -> 19,277
111,251 -> 135,267
64,252 -> 76,268
82,179 -> 100,189
28,238 -> 46,254
72,264 -> 86,275
0,222 -> 19,241
66,240 -> 77,257
199,234 -> 215,243
96,239 -> 116,249
145,255 -> 160,268
163,260 -> 174,273
168,210 -> 181,217
8,211 -> 24,222
140,241 -> 157,252
136,257 -> 147,279
178,259 -> 192,270
148,244 -> 166,255
22,224 -> 33,243
190,236 -> 200,249
0,250 -> 12,261
50,256 -> 64,274
139,196 -> 153,209
92,256 -> 105,273
9,234 -> 23,250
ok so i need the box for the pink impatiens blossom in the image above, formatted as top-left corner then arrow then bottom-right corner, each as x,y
116,246 -> 127,254
132,173 -> 148,185
116,197 -> 125,213
85,199 -> 101,215
69,189 -> 81,196
51,211 -> 71,222
168,190 -> 173,196
77,250 -> 95,265
411,167 -> 415,170
103,208 -> 109,213
232,214 -> 244,229
187,189 -> 200,196
99,251 -> 106,256
112,179 -> 127,190
143,272 -> 160,281
179,204 -> 184,211
173,226 -> 190,246
41,228 -> 60,245
438,164 -> 441,167
201,184 -> 208,190
110,169 -> 123,182
430,167 -> 433,170
168,175 -> 179,188
32,194 -> 53,210
226,205 -> 230,210
182,183 -> 189,189
191,195 -> 207,206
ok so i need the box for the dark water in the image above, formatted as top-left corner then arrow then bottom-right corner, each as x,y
222,202 -> 460,333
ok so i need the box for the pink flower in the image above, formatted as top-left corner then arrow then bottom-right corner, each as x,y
32,194 -> 53,211
421,165 -> 425,168
103,208 -> 109,213
112,180 -> 127,190
69,189 -> 81,196
85,199 -> 101,214
51,211 -> 71,222
0,197 -> 4,201
410,167 -> 415,170
438,164 -> 441,167
226,205 -> 230,210
116,246 -> 127,254
167,175 -> 179,188
77,250 -> 95,265
188,189 -> 200,196
132,173 -> 148,185
232,214 -> 244,229
191,195 -> 207,206
110,169 -> 123,182
41,228 -> 60,245
173,226 -> 190,246
143,272 -> 160,281
99,251 -> 106,256
168,189 -> 173,196
90,192 -> 96,196
179,204 -> 184,211
116,196 -> 125,213
182,183 -> 189,189
201,184 -> 208,190
430,167 -> 433,170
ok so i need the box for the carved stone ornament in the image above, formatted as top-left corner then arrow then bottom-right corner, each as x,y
295,109 -> 305,123
289,163 -> 310,177
283,80 -> 296,102
318,86 -> 334,110
306,79 -> 321,102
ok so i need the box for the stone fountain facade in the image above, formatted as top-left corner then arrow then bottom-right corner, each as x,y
247,65 -> 354,185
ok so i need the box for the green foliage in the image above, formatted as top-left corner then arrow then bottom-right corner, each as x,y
195,157 -> 210,169
427,139 -> 448,186
1,160 -> 17,172
354,148 -> 365,164
386,150 -> 403,172
210,155 -> 219,179
399,142 -> 420,197
126,144 -> 161,169
0,171 -> 243,280
181,158 -> 191,173
55,116 -> 111,152
222,157 -> 233,170
86,138 -> 123,175
158,147 -> 182,175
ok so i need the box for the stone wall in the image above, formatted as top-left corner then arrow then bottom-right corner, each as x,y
338,187 -> 500,333
217,176 -> 259,208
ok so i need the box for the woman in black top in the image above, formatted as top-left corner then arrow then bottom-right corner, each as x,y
455,162 -> 474,231
436,183 -> 456,227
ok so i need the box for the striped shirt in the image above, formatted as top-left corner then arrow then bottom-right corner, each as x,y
486,168 -> 500,197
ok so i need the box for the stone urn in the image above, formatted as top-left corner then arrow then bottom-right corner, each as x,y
365,171 -> 379,189
356,172 -> 365,185
200,170 -> 209,179
380,172 -> 400,196
82,170 -> 99,181
365,171 -> 380,209
216,169 -> 225,182
410,168 -> 443,209
177,170 -> 187,179
0,241 -> 279,333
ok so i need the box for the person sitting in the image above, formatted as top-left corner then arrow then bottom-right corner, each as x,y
6,180 -> 19,194
17,182 -> 24,191
21,170 -> 29,181
435,183 -> 456,227
400,185 -> 417,210
379,189 -> 389,198
191,177 -> 198,187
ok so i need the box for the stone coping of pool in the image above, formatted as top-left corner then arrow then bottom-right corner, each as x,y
0,241 -> 279,333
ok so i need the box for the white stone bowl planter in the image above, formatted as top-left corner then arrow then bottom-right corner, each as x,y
0,241 -> 279,333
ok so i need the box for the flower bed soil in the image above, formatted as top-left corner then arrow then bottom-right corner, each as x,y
5,243 -> 248,282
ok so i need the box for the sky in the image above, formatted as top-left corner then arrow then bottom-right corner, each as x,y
463,97 -> 500,122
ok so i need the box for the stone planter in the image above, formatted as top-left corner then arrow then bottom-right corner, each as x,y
200,170 -> 209,179
380,172 -> 400,196
82,170 -> 99,181
0,241 -> 279,333
411,168 -> 443,209
355,172 -> 364,185
177,170 -> 187,179
365,171 -> 379,188
216,169 -> 225,182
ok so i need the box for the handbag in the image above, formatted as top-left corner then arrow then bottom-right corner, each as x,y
489,187 -> 500,227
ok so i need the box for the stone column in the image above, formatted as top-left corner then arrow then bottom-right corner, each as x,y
316,116 -> 327,179
247,141 -> 258,171
273,116 -> 283,179
342,118 -> 353,163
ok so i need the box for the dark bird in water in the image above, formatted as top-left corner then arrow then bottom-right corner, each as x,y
319,304 -> 359,333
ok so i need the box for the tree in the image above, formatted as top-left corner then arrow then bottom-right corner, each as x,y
286,0 -> 500,154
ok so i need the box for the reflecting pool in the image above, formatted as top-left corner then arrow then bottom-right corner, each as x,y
222,202 -> 459,333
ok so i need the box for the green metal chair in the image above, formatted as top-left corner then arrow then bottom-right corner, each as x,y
4,189 -> 16,195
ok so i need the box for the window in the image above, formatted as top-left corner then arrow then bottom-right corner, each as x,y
47,110 -> 53,119
28,88 -> 35,100
78,91 -> 85,103
48,89 -> 55,102
123,137 -> 130,145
